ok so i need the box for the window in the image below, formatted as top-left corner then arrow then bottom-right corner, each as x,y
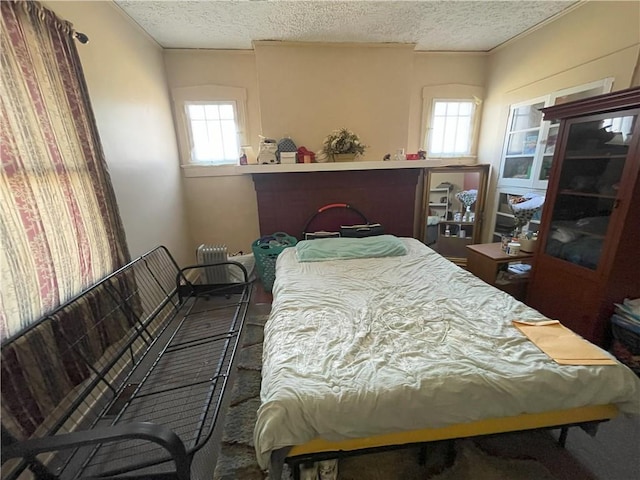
185,102 -> 240,164
172,85 -> 248,167
497,78 -> 613,190
421,84 -> 484,158
428,100 -> 475,156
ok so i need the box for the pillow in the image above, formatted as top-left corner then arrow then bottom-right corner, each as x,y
296,235 -> 407,262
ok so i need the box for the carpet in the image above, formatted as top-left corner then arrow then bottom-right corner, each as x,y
212,312 -> 594,480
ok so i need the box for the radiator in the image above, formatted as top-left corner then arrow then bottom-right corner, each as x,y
196,244 -> 230,284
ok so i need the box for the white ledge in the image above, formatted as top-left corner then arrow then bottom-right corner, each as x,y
182,158 -> 477,177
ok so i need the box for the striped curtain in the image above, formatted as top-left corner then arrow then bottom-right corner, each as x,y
0,0 -> 130,340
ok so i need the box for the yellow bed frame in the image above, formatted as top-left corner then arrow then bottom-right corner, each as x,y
284,404 -> 617,477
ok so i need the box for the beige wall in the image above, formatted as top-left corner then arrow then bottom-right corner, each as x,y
478,0 -> 640,241
164,44 -> 486,250
46,1 -> 192,265
254,41 -> 415,161
51,0 -> 640,253
164,50 -> 262,252
409,53 -> 488,151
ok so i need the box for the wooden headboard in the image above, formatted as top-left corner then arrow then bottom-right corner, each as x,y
252,169 -> 422,240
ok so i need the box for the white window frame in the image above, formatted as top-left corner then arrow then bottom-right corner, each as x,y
172,85 -> 248,166
421,84 -> 484,159
497,77 -> 614,190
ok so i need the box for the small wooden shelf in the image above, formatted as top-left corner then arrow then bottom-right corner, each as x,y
466,243 -> 534,301
440,220 -> 474,225
557,190 -> 617,199
564,153 -> 627,160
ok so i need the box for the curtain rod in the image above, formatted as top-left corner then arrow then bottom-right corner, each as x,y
13,0 -> 89,44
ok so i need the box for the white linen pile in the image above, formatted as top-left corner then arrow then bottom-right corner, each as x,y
254,238 -> 640,469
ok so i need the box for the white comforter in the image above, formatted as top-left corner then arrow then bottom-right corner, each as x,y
254,238 -> 640,469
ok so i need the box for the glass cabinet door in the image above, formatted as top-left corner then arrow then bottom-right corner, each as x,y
533,121 -> 559,189
500,100 -> 546,187
544,111 -> 637,270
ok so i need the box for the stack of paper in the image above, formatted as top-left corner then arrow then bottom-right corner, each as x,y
513,320 -> 616,365
507,263 -> 531,275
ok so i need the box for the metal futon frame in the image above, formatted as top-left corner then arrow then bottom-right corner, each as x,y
1,246 -> 252,480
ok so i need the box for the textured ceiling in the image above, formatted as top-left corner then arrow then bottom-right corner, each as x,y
115,0 -> 580,51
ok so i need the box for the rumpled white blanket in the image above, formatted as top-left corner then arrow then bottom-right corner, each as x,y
254,238 -> 640,469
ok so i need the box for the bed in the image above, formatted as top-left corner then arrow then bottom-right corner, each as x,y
254,237 -> 640,478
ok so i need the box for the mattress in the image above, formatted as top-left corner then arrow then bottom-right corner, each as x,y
254,238 -> 640,469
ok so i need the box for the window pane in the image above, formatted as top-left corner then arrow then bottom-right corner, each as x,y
430,117 -> 445,153
221,119 -> 239,160
187,102 -> 240,164
429,100 -> 474,155
510,103 -> 544,131
191,120 -> 209,161
219,103 -> 235,120
188,104 -> 205,120
454,118 -> 470,153
545,125 -> 559,154
204,104 -> 220,120
207,122 -> 224,161
434,102 -> 447,116
446,102 -> 459,116
539,155 -> 553,181
458,102 -> 472,115
431,117 -> 445,153
507,131 -> 538,155
442,117 -> 458,152
554,87 -> 602,106
503,157 -> 533,179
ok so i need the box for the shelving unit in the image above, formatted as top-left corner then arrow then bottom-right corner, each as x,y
427,187 -> 450,220
436,221 -> 474,260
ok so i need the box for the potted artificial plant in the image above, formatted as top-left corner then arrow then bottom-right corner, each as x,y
321,128 -> 367,162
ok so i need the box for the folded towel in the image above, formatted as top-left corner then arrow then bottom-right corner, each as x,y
513,320 -> 616,365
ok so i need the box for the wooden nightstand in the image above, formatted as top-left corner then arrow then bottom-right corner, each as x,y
466,243 -> 534,301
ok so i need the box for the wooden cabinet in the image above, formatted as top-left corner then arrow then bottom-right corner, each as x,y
527,87 -> 640,346
467,243 -> 534,301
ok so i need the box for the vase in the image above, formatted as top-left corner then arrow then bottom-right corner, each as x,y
463,205 -> 472,222
332,153 -> 356,162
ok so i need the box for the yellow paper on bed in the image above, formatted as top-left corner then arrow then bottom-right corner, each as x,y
512,320 -> 616,365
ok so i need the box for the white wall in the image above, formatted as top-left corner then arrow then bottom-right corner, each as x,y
46,1 -> 192,265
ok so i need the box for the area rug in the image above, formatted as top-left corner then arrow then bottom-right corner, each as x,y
212,313 -> 592,480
